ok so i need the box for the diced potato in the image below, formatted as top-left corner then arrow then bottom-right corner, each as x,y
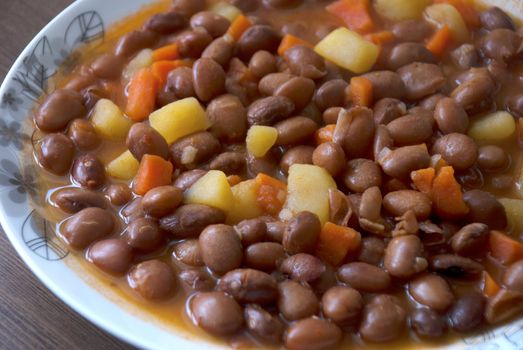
374,0 -> 431,21
246,126 -> 278,157
209,1 -> 241,22
123,49 -> 153,81
149,97 -> 211,145
314,28 -> 379,74
185,170 -> 234,213
424,4 -> 469,42
468,111 -> 516,142
280,164 -> 337,225
106,150 -> 139,180
91,99 -> 133,140
499,198 -> 523,232
227,179 -> 264,224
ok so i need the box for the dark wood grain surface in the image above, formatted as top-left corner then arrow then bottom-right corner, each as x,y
0,1 -> 133,349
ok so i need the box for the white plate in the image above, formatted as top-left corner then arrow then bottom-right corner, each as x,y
0,0 -> 522,349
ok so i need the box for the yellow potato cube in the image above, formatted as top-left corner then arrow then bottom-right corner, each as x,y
314,28 -> 379,74
106,150 -> 139,180
424,3 -> 469,42
468,111 -> 516,142
123,49 -> 153,81
90,99 -> 133,140
374,0 -> 431,21
185,170 -> 234,213
499,198 -> 523,232
280,164 -> 337,225
227,180 -> 264,224
209,1 -> 241,22
149,97 -> 211,145
246,125 -> 278,157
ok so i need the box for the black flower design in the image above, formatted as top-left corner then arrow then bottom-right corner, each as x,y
22,210 -> 68,261
0,158 -> 37,204
0,119 -> 30,150
1,88 -> 23,112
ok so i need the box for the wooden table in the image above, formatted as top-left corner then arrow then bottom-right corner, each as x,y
0,1 -> 133,349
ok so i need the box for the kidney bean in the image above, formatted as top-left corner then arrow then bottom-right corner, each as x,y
373,98 -> 406,125
142,186 -> 182,219
166,67 -> 195,99
71,153 -> 105,189
206,95 -> 246,143
125,217 -> 163,252
279,253 -> 325,283
359,295 -> 407,342
199,224 -> 243,274
321,286 -> 363,327
274,116 -> 317,146
322,107 -> 342,124
359,186 -> 383,223
409,274 -> 454,311
342,159 -> 381,193
248,153 -> 279,177
65,72 -> 97,92
177,29 -> 213,58
357,237 -> 385,265
174,169 -> 206,191
451,68 -> 495,112
54,187 -> 106,213
202,36 -> 234,66
410,308 -> 447,338
249,50 -> 277,79
275,77 -> 315,111
384,235 -> 428,278
333,107 -> 375,158
312,142 -> 345,177
173,239 -> 203,266
237,25 -> 281,60
314,79 -> 348,111
430,254 -> 484,277
362,71 -> 406,101
144,11 -> 188,34
209,152 -> 245,174
386,112 -> 434,146
433,97 -> 469,135
129,260 -> 175,300
35,89 -> 85,132
507,94 -> 523,117
235,218 -> 266,246
247,96 -> 294,125
179,269 -> 215,291
338,262 -> 391,292
229,0 -> 259,12
284,45 -> 326,80
245,242 -> 285,271
67,119 -> 100,151
192,58 -> 226,102
450,44 -> 479,70
397,63 -> 445,100
258,72 -> 293,96
391,20 -> 433,42
244,304 -> 283,344
114,30 -> 157,57
478,145 -> 508,171
449,292 -> 485,331
160,204 -> 226,238
266,220 -> 286,242
490,174 -> 514,192
387,42 -> 436,70
378,144 -> 430,179
103,184 -> 130,207
432,133 -> 478,171
463,190 -> 507,230
285,317 -> 342,350
480,6 -> 515,30
283,211 -> 321,255
264,0 -> 303,8
372,125 -> 394,161
217,268 -> 277,304
126,123 -> 169,161
88,239 -> 133,276
190,291 -> 243,335
278,280 -> 319,321
170,131 -> 220,168
280,146 -> 314,175
383,190 -> 432,220
485,289 -> 523,324
190,11 -> 230,38
60,207 -> 114,250
122,198 -> 145,223
90,54 -> 124,80
479,28 -> 520,63
450,223 -> 489,256
419,94 -> 445,111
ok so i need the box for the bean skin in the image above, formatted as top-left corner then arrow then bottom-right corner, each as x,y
217,268 -> 278,304
283,211 -> 321,255
409,274 -> 454,311
199,224 -> 243,274
278,280 -> 319,321
384,235 -> 428,279
244,305 -> 284,344
338,262 -> 391,292
359,295 -> 407,343
321,286 -> 363,327
189,291 -> 244,336
284,317 -> 342,350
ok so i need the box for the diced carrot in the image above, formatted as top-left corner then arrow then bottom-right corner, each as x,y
349,76 -> 373,107
227,175 -> 242,187
151,59 -> 193,89
434,0 -> 480,28
326,0 -> 374,34
316,222 -> 361,266
482,271 -> 501,298
411,168 -> 436,196
426,25 -> 452,58
365,30 -> 395,45
315,124 -> 336,145
255,173 -> 287,216
489,230 -> 523,265
133,155 -> 173,196
226,14 -> 253,41
152,43 -> 179,61
125,68 -> 157,122
432,166 -> 469,220
278,34 -> 313,56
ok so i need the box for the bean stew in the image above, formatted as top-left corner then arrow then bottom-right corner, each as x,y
30,0 -> 523,348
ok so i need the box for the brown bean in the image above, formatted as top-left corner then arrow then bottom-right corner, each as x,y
217,268 -> 278,304
485,289 -> 523,325
258,72 -> 293,95
285,317 -> 342,350
450,44 -> 479,70
480,6 -> 515,30
173,239 -> 203,266
230,0 -> 259,12
122,198 -> 145,222
312,142 -> 345,177
478,145 -> 508,170
54,187 -> 107,213
359,295 -> 407,342
280,253 -> 326,283
451,68 -> 495,112
126,217 -> 163,252
479,28 -> 520,63
449,292 -> 485,332
284,45 -> 326,80
434,97 -> 469,134
387,42 -> 436,70
410,308 -> 447,338
266,220 -> 286,243
247,96 -> 294,125
463,190 -> 507,230
114,30 -> 157,57
35,89 -> 85,132
357,237 -> 385,265
343,159 -> 382,193
247,153 -> 278,177
322,107 -> 342,124
207,94 -> 247,142
105,183 -> 132,206
430,254 -> 484,277
177,29 -> 213,58
378,144 -> 430,179
362,70 -> 407,101
264,0 -> 303,8
398,63 -> 445,100
314,79 -> 348,111
503,260 -> 523,293
249,50 -> 277,79
391,20 -> 433,42
71,153 -> 105,189
237,25 -> 280,60
373,125 -> 394,161
321,286 -> 363,327
189,291 -> 243,336
419,93 -> 445,111
199,224 -> 242,274
174,169 -> 206,191
283,211 -> 321,255
90,54 -> 124,79
245,242 -> 285,271
166,66 -> 195,99
432,133 -> 478,171
172,0 -> 206,16
67,119 -> 100,151
244,305 -> 284,344
235,218 -> 266,246
383,190 -> 432,220
192,57 -> 226,102
60,208 -> 114,250
129,260 -> 175,300
142,186 -> 182,219
202,36 -> 234,66
373,98 -> 406,125
409,274 -> 454,311
179,269 -> 215,291
144,11 -> 188,34
275,77 -> 315,111
333,107 -> 375,158
450,223 -> 489,256
88,239 -> 133,276
386,112 -> 434,146
278,280 -> 319,321
274,116 -> 317,146
190,11 -> 230,38
170,131 -> 220,168
280,146 -> 314,175
384,235 -> 428,278
160,204 -> 226,238
126,123 -> 169,161
338,262 -> 391,292
209,151 -> 245,174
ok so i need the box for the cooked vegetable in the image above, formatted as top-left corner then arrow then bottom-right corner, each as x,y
316,222 -> 361,266
90,98 -> 132,140
226,14 -> 252,41
123,48 -> 153,80
133,155 -> 173,195
315,124 -> 336,145
125,68 -> 157,122
246,125 -> 278,157
374,0 -> 431,21
278,34 -> 312,56
228,179 -> 264,224
499,198 -> 523,232
411,167 -> 436,195
468,111 -> 516,142
314,28 -> 379,74
326,0 -> 374,33
151,59 -> 193,88
149,97 -> 211,144
280,164 -> 337,225
426,25 -> 452,57
210,1 -> 242,22
106,150 -> 139,180
152,43 -> 179,61
434,0 -> 479,28
432,166 -> 469,220
349,76 -> 373,107
424,3 -> 469,42
489,230 -> 523,265
364,30 -> 395,45
255,173 -> 287,216
482,271 -> 500,298
185,170 -> 235,213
